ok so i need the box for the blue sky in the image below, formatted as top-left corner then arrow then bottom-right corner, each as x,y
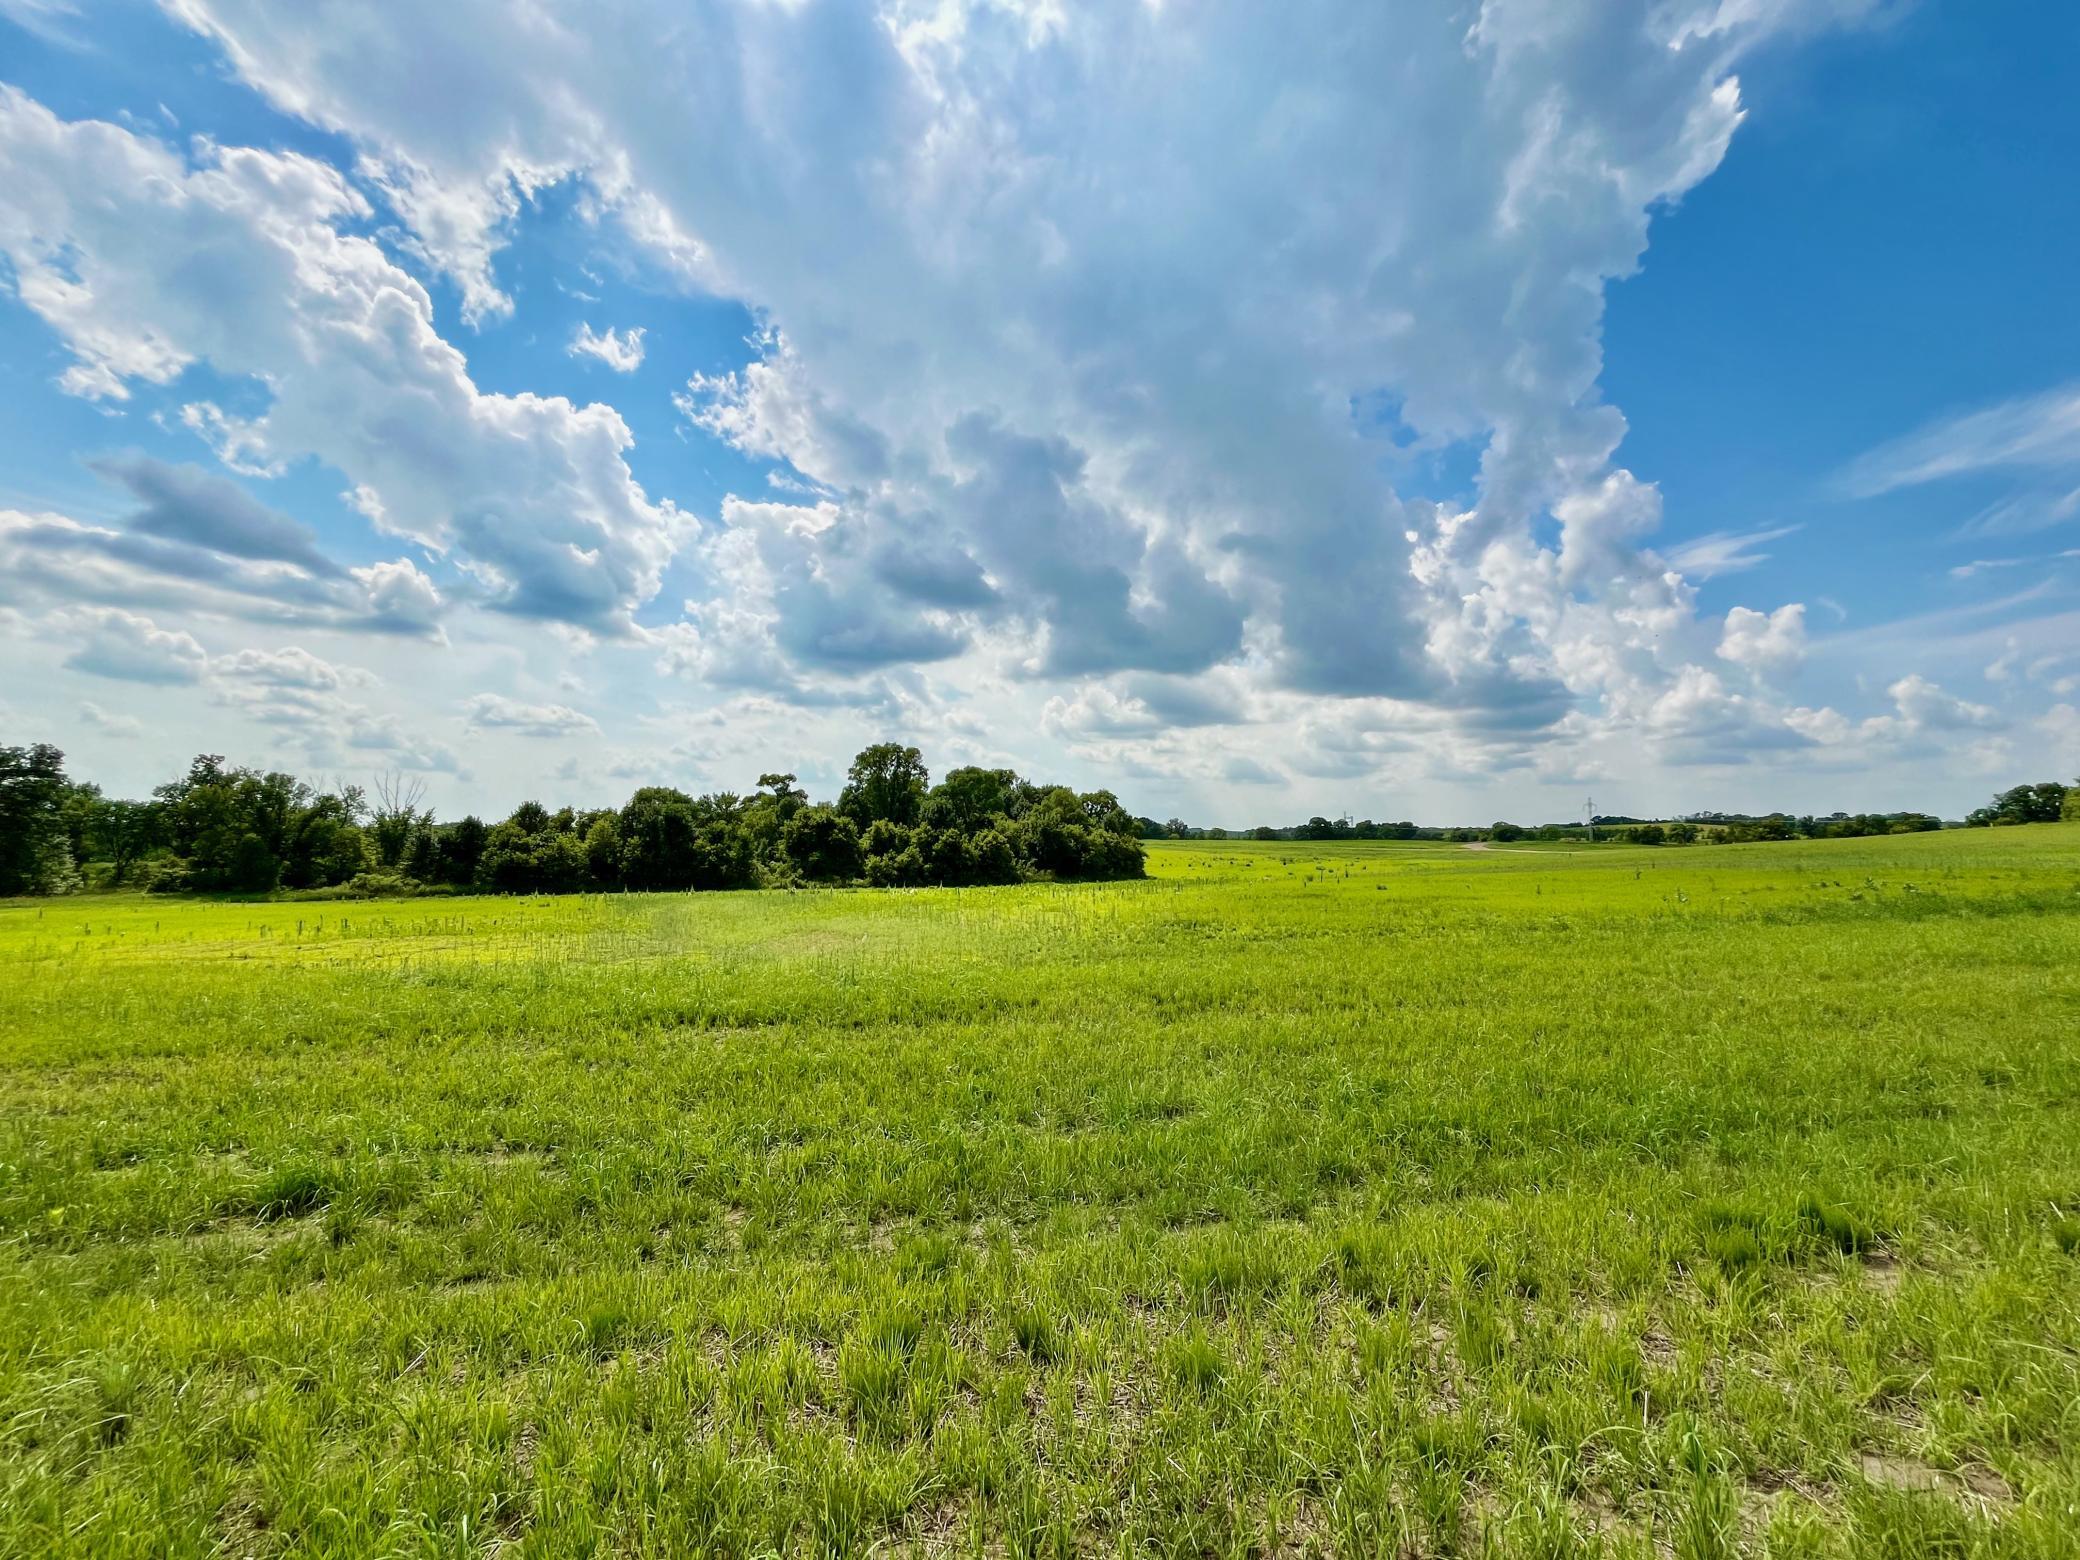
2,0 -> 2076,824
1606,3 -> 2080,630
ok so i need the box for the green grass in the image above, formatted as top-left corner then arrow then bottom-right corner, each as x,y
2,826 -> 2078,1556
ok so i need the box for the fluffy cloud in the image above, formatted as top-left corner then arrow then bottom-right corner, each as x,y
58,607 -> 208,685
213,645 -> 357,691
1041,671 -> 1250,744
206,643 -> 463,772
1717,604 -> 1806,675
1883,673 -> 1998,734
569,323 -> 646,372
152,0 -> 1868,736
0,85 -> 682,633
0,499 -> 444,640
350,558 -> 445,638
704,496 -> 973,674
29,3 -> 2035,817
1781,675 -> 1999,760
462,692 -> 602,736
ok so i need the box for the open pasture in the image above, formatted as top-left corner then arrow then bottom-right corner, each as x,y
3,828 -> 2078,1556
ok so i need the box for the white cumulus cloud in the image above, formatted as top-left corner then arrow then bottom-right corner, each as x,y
0,85 -> 683,633
569,322 -> 646,372
1717,604 -> 1806,676
57,607 -> 208,685
151,0 -> 1861,738
462,692 -> 602,736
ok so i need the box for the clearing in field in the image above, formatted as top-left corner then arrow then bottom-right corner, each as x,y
3,828 -> 2078,1556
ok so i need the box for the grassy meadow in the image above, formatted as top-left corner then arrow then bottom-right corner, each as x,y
3,826 -> 2079,1556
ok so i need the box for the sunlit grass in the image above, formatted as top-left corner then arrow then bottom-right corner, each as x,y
3,826 -> 2078,1554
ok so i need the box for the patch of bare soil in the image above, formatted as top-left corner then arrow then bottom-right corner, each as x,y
1858,1452 -> 2013,1510
1859,1250 -> 1905,1294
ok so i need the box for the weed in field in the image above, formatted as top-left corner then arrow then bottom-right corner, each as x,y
251,1162 -> 333,1221
1797,1193 -> 1878,1256
1166,1329 -> 1226,1394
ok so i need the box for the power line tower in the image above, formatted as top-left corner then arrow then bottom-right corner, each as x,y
1585,796 -> 1596,844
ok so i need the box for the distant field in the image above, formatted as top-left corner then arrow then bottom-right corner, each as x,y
3,828 -> 2078,1556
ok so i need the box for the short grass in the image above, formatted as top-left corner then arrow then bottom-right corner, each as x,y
3,826 -> 2079,1556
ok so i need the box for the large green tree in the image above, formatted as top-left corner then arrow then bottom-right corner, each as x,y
84,796 -> 165,885
616,787 -> 703,891
923,766 -> 1018,831
1967,781 -> 2068,827
783,804 -> 863,881
838,744 -> 928,828
0,743 -> 78,895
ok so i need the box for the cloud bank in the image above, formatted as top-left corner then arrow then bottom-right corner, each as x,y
8,0 -> 2049,818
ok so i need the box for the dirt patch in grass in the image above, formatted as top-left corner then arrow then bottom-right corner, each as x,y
1573,1484 -> 1653,1544
1859,1250 -> 1905,1294
902,1495 -> 981,1556
449,1143 -> 555,1165
1263,1494 -> 1332,1556
182,1214 -> 321,1253
217,1491 -> 273,1557
1740,1467 -> 1836,1535
1858,1451 -> 2013,1509
1070,1372 -> 1146,1435
1639,1327 -> 1678,1367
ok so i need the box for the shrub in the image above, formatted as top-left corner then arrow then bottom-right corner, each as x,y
342,871 -> 415,898
782,805 -> 862,882
917,826 -> 971,884
477,823 -> 592,894
968,826 -> 1020,885
864,847 -> 923,888
860,819 -> 910,861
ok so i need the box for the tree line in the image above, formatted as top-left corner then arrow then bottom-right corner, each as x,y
1135,811 -> 1949,845
0,742 -> 1146,898
8,739 -> 2074,900
1135,777 -> 2080,845
1963,781 -> 2076,829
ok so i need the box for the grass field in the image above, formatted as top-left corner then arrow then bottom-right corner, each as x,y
3,827 -> 2078,1557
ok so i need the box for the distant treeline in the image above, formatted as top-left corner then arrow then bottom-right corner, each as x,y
7,739 -> 2074,899
1139,777 -> 2078,846
0,742 -> 1145,898
1133,811 -> 1947,845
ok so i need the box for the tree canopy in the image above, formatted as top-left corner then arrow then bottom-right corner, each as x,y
1966,781 -> 2069,828
14,739 -> 2075,901
0,743 -> 1147,898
